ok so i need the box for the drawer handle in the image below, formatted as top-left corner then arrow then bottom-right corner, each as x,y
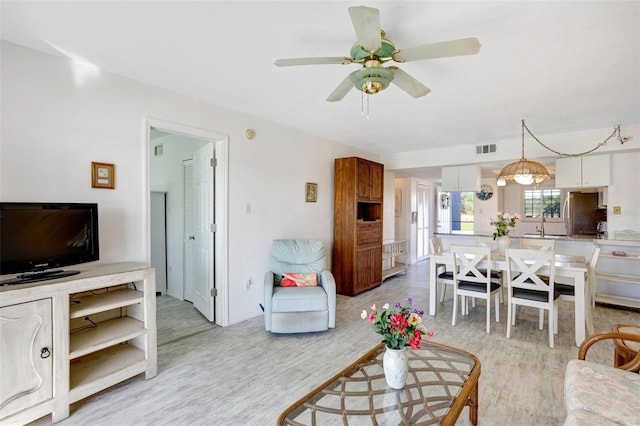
40,347 -> 51,359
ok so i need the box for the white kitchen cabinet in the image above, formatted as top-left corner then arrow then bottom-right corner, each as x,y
0,298 -> 53,420
441,165 -> 480,192
0,263 -> 156,425
555,154 -> 610,188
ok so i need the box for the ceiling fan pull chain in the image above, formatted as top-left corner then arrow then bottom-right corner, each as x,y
361,92 -> 371,119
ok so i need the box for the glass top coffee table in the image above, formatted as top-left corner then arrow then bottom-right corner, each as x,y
278,341 -> 480,425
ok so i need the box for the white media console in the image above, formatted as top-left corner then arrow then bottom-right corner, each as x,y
0,263 -> 157,424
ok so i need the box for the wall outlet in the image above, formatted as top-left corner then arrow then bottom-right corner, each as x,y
244,203 -> 251,214
613,206 -> 622,214
245,279 -> 252,289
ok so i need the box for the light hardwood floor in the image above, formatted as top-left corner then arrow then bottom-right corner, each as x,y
33,260 -> 638,425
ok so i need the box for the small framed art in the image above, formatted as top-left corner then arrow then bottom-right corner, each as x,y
91,162 -> 115,189
305,182 -> 318,202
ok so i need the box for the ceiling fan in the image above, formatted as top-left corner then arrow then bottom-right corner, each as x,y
274,6 -> 481,102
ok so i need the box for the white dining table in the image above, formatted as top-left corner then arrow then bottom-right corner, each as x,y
428,250 -> 589,347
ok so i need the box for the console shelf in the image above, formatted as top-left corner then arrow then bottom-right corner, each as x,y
0,262 -> 157,424
593,240 -> 640,309
70,316 -> 147,359
70,345 -> 146,403
70,288 -> 144,318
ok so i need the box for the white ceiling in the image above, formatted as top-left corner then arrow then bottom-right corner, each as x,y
2,1 -> 639,179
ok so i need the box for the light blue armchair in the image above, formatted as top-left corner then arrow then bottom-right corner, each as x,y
264,240 -> 336,333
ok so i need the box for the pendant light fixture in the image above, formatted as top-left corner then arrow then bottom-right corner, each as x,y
498,120 -> 551,185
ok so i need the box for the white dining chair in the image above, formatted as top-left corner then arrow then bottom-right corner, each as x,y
519,238 -> 556,320
505,247 -> 558,348
451,245 -> 501,333
475,236 -> 504,303
519,238 -> 555,250
430,237 -> 454,303
555,246 -> 600,335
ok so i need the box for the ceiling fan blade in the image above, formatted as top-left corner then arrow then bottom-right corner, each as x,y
348,6 -> 381,53
389,67 -> 431,98
274,57 -> 353,67
393,37 -> 481,62
326,73 -> 355,102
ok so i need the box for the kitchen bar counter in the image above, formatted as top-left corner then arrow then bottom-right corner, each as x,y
434,232 -> 604,242
434,233 -> 595,258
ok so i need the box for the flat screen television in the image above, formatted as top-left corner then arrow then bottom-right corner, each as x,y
0,202 -> 99,285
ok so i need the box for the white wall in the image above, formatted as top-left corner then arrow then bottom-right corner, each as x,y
472,178 -> 500,235
383,170 -> 396,241
0,41 -> 379,325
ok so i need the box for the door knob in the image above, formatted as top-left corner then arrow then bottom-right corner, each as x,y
41,347 -> 51,359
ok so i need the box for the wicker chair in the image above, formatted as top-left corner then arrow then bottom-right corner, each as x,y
564,331 -> 640,425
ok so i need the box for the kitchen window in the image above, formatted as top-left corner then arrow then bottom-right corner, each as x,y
523,188 -> 561,218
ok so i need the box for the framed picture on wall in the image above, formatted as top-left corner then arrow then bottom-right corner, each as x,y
91,162 -> 115,189
305,182 -> 318,202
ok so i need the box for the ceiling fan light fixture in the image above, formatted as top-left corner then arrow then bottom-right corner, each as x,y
363,80 -> 383,94
350,67 -> 394,95
498,120 -> 551,186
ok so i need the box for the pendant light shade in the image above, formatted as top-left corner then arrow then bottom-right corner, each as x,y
498,120 -> 550,185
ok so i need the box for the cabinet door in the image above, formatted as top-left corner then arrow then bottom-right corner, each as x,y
582,155 -> 610,187
357,161 -> 371,199
0,298 -> 53,419
457,165 -> 480,192
369,163 -> 383,202
441,167 -> 459,191
355,249 -> 371,291
369,247 -> 383,284
355,247 -> 382,292
555,157 -> 582,188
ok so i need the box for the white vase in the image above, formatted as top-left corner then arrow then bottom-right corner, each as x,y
383,346 -> 409,389
497,236 -> 512,255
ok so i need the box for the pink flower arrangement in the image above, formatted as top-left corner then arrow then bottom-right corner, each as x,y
361,298 -> 432,350
490,212 -> 521,240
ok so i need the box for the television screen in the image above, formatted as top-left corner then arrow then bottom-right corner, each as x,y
0,202 -> 99,285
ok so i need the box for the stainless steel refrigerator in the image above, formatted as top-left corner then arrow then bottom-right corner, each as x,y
563,192 -> 606,236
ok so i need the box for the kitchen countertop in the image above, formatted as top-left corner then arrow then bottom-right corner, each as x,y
434,232 -> 606,242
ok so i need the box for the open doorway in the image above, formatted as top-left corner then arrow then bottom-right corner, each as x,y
146,119 -> 229,343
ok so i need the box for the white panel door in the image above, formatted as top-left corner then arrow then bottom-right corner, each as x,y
183,160 -> 195,302
416,184 -> 431,260
191,144 -> 215,322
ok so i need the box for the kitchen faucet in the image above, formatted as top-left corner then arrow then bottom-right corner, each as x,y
536,213 -> 546,237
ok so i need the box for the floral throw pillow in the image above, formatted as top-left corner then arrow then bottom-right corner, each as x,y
281,273 -> 318,287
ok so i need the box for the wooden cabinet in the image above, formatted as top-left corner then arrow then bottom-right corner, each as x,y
0,298 -> 53,420
555,154 -> 610,188
0,263 -> 156,425
441,165 -> 480,192
333,157 -> 384,296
